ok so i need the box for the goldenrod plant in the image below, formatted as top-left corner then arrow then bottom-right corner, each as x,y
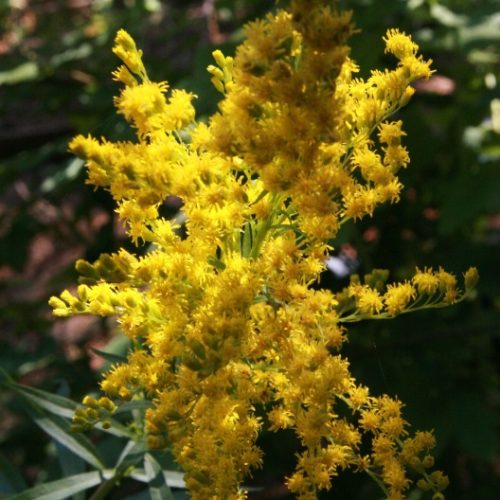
46,1 -> 477,498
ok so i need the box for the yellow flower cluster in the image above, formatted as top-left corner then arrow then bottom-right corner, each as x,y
338,266 -> 478,322
49,3 -> 477,499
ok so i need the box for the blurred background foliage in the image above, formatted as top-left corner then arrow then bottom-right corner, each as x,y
0,0 -> 498,498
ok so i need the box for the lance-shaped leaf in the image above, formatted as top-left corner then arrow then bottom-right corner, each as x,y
90,347 -> 127,365
115,399 -> 154,415
10,470 -> 114,500
54,440 -> 86,500
32,411 -> 106,470
5,382 -> 78,419
144,453 -> 175,500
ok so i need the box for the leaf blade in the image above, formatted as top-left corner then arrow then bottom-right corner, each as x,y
6,382 -> 77,419
90,347 -> 127,365
32,412 -> 106,470
10,471 -> 113,500
144,453 -> 175,500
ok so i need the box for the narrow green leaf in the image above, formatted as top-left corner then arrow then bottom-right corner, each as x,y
6,380 -> 134,440
207,256 -> 226,270
6,382 -> 77,419
115,400 -> 154,415
242,221 -> 253,258
129,469 -> 149,482
144,454 -> 174,500
252,294 -> 269,304
94,419 -> 135,439
54,441 -> 85,500
90,347 -> 127,365
115,440 -> 147,472
163,471 -> 186,489
130,468 -> 185,489
115,440 -> 137,467
249,188 -> 268,206
10,471 -> 113,500
32,413 -> 106,470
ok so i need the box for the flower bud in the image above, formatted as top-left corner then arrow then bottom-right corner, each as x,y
82,395 -> 98,408
464,267 -> 479,291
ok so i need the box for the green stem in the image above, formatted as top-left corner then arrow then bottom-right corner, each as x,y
89,469 -> 128,500
339,293 -> 467,323
249,193 -> 282,259
365,467 -> 389,497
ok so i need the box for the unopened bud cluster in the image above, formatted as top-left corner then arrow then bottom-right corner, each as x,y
71,396 -> 117,432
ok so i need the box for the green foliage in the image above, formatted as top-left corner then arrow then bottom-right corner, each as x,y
1,370 -> 262,498
1,369 -> 187,499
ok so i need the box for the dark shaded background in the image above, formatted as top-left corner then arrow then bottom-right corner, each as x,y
1,1 -> 499,498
